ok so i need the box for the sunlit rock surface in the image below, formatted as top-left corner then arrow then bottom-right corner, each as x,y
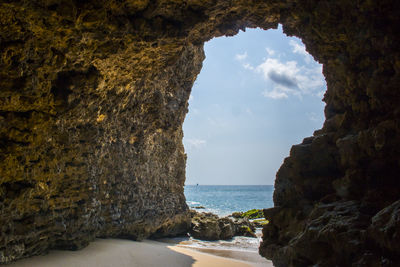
0,0 -> 399,266
189,210 -> 256,240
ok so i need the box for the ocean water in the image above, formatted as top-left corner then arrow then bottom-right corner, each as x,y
166,185 -> 275,254
185,185 -> 274,217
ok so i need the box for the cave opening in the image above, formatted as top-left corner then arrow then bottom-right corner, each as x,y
183,26 -> 327,216
2,1 -> 398,265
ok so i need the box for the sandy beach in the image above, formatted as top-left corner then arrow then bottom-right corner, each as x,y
8,238 -> 273,267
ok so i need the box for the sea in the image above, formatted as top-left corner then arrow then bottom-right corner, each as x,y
185,185 -> 274,217
161,185 -> 274,258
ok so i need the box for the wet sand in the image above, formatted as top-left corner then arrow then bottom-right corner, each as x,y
175,245 -> 272,267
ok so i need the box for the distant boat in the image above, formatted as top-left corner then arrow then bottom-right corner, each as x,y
196,183 -> 199,186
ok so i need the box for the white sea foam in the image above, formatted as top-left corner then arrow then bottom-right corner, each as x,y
186,201 -> 200,205
181,185 -> 272,253
164,229 -> 263,253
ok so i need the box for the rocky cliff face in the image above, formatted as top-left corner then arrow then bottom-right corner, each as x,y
1,0 -> 399,266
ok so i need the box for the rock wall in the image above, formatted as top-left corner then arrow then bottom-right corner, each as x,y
0,0 -> 399,265
0,1 -> 204,261
258,1 -> 400,266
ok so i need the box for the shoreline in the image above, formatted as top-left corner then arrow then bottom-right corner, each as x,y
174,245 -> 272,267
8,238 -> 273,267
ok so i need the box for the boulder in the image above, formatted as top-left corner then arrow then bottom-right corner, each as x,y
252,219 -> 269,228
192,206 -> 205,209
369,200 -> 400,254
189,212 -> 221,240
189,210 -> 256,240
241,209 -> 264,219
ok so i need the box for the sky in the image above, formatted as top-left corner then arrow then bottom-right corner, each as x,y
183,26 -> 326,185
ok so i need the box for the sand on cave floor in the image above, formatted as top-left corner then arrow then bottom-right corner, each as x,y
8,238 -> 274,267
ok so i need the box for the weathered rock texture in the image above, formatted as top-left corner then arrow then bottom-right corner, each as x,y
0,0 -> 399,266
189,210 -> 256,240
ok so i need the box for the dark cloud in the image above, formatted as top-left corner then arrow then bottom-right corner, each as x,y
267,70 -> 298,88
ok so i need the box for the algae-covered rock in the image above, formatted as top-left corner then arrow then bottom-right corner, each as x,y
189,211 -> 256,240
240,209 -> 264,219
230,212 -> 243,218
252,219 -> 269,228
237,225 -> 256,238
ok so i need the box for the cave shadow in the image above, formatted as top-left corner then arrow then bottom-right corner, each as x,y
8,238 -> 196,267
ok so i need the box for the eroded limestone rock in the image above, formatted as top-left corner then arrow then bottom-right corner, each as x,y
1,0 -> 399,266
189,211 -> 256,240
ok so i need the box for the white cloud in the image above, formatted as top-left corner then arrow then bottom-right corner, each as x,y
235,52 -> 248,61
257,58 -> 299,86
289,40 -> 313,64
289,40 -> 307,56
189,94 -> 194,102
235,41 -> 326,100
265,47 -> 275,56
185,138 -> 207,149
243,63 -> 254,70
255,57 -> 325,99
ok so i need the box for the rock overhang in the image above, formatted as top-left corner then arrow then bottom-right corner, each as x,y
0,0 -> 399,265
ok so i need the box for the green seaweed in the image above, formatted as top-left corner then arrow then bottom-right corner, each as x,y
241,209 -> 264,219
252,218 -> 269,226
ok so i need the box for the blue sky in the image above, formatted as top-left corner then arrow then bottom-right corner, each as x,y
183,26 -> 326,185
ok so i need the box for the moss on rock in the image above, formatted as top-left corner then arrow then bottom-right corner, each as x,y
241,209 -> 264,219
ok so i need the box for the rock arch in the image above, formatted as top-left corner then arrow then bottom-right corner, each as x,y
0,1 -> 399,265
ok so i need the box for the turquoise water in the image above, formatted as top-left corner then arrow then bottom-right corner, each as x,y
184,185 -> 274,216
162,185 -> 275,253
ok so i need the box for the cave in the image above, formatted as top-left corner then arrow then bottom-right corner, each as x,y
1,1 -> 399,266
